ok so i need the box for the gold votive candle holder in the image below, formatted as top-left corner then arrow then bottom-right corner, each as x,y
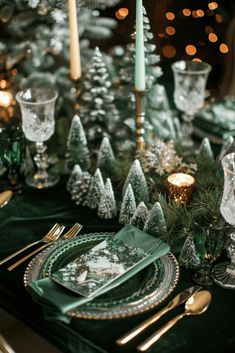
166,173 -> 195,204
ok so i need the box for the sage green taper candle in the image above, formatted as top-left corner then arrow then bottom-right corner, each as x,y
135,0 -> 146,91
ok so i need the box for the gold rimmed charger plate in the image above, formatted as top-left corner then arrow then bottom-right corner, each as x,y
24,232 -> 179,320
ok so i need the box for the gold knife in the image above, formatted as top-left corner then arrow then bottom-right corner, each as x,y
116,285 -> 201,346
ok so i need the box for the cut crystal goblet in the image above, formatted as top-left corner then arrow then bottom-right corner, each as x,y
16,88 -> 59,189
172,60 -> 211,147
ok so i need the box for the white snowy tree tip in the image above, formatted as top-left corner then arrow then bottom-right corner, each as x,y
73,164 -> 82,174
132,159 -> 141,167
125,183 -> 134,195
72,115 -> 81,123
95,46 -> 102,55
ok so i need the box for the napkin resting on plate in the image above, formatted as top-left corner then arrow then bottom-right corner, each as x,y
27,225 -> 170,323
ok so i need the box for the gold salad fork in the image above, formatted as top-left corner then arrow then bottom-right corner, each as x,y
0,223 -> 63,266
7,223 -> 82,271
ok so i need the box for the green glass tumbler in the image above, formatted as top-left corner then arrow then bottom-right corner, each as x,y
0,125 -> 26,186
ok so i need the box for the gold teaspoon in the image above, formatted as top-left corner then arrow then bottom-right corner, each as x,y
137,290 -> 212,352
0,190 -> 13,208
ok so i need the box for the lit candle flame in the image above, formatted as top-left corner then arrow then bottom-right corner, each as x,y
0,91 -> 13,107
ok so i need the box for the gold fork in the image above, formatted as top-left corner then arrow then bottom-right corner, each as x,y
7,223 -> 82,271
0,223 -> 63,266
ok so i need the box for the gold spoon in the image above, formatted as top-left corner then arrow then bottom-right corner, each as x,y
0,190 -> 13,208
137,290 -> 212,352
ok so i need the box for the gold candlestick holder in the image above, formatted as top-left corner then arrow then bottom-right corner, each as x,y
135,89 -> 146,151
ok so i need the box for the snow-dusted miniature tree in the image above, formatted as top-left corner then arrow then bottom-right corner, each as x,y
119,184 -> 136,224
98,178 -> 117,219
178,234 -> 201,269
130,202 -> 149,230
66,115 -> 90,170
123,159 -> 149,205
80,47 -> 120,145
67,164 -> 83,192
85,168 -> 105,209
97,135 -> 116,175
70,171 -> 92,206
198,137 -> 214,160
143,202 -> 166,237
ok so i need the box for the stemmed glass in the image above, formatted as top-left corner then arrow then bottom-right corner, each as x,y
16,88 -> 59,189
212,152 -> 235,288
172,60 -> 211,147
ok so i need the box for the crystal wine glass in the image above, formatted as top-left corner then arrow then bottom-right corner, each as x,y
172,60 -> 211,147
16,88 -> 59,189
212,152 -> 235,288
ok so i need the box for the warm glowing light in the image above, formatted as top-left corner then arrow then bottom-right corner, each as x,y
158,33 -> 165,38
162,45 -> 176,58
115,8 -> 129,20
192,58 -> 202,62
208,2 -> 218,10
215,14 -> 222,23
0,80 -> 7,89
0,91 -> 13,107
183,8 -> 191,17
166,12 -> 175,20
185,45 -> 197,56
192,11 -> 199,18
197,9 -> 204,17
205,26 -> 213,34
166,26 -> 176,36
208,33 -> 218,42
220,43 -> 229,53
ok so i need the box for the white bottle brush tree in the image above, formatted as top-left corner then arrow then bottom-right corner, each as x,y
144,202 -> 167,237
85,168 -> 104,209
66,115 -> 90,170
123,159 -> 149,205
119,184 -> 136,225
130,202 -> 149,230
98,178 -> 117,219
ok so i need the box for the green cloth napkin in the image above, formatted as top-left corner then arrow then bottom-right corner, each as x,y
194,98 -> 235,139
27,225 -> 170,323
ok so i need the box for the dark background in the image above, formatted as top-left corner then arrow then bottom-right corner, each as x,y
100,0 -> 235,94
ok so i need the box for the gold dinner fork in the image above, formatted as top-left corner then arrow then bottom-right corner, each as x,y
7,223 -> 82,271
0,223 -> 63,266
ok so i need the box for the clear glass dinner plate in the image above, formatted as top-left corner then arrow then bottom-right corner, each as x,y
24,233 -> 179,320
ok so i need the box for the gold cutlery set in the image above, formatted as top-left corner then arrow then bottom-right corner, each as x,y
116,287 -> 211,351
0,222 -> 82,271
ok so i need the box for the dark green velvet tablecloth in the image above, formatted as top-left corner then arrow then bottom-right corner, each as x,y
0,182 -> 234,353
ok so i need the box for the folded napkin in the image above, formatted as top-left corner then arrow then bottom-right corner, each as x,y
27,225 -> 170,323
194,97 -> 235,139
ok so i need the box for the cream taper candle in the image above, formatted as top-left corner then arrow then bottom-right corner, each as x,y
68,0 -> 81,80
135,0 -> 146,91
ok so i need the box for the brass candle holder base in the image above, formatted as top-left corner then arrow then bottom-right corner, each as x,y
166,173 -> 195,204
135,89 -> 146,151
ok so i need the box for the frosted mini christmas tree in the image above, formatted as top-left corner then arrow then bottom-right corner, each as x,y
66,115 -> 90,170
67,164 -> 82,192
178,234 -> 201,269
123,159 -> 149,205
70,171 -> 92,206
119,184 -> 136,225
97,135 -> 116,175
98,178 -> 117,219
144,202 -> 166,237
86,168 -> 104,209
198,137 -> 214,161
130,202 -> 149,230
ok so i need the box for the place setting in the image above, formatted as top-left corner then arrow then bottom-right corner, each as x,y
0,0 -> 235,353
